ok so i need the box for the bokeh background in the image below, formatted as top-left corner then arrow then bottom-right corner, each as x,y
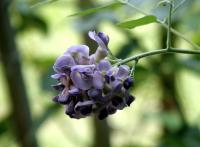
0,0 -> 200,147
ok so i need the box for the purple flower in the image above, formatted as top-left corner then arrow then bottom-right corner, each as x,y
97,60 -> 111,72
51,31 -> 136,120
53,55 -> 75,73
88,31 -> 109,62
97,32 -> 109,46
51,73 -> 66,80
116,65 -> 130,79
70,65 -> 95,90
88,31 -> 109,50
92,71 -> 104,89
64,45 -> 90,65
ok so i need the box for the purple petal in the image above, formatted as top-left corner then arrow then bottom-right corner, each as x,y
110,80 -> 122,91
65,45 -> 90,65
89,54 -> 95,64
97,32 -> 109,46
106,67 -> 118,76
71,64 -> 95,73
70,70 -> 93,90
93,71 -> 104,89
97,60 -> 111,72
78,56 -> 90,65
65,45 -> 89,58
116,65 -> 130,79
88,88 -> 102,99
68,86 -> 81,96
88,31 -> 107,50
94,47 -> 108,62
51,73 -> 66,80
88,31 -> 109,62
58,88 -> 69,104
53,55 -> 75,73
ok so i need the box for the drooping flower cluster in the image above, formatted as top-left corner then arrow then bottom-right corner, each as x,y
51,31 -> 135,119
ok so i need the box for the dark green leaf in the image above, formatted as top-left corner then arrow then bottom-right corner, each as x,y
68,2 -> 123,17
117,15 -> 157,29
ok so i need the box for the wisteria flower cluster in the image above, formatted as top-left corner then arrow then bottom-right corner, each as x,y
51,31 -> 135,119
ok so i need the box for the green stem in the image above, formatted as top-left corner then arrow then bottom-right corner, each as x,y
172,0 -> 186,13
116,48 -> 200,65
118,0 -> 200,50
129,60 -> 138,77
161,23 -> 200,50
166,1 -> 173,49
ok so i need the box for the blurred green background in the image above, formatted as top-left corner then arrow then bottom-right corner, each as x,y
0,0 -> 200,147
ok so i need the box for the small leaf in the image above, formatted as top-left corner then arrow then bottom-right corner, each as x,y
68,2 -> 123,17
117,15 -> 157,29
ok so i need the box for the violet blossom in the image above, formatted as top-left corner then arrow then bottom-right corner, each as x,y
51,31 -> 135,119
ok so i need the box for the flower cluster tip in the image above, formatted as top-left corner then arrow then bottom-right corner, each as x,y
51,31 -> 135,119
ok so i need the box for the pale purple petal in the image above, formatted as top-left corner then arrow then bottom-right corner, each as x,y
71,64 -> 95,73
58,88 -> 69,104
116,65 -> 130,79
89,54 -> 95,64
51,73 -> 65,79
64,45 -> 90,65
93,71 -> 104,89
65,45 -> 89,58
97,60 -> 111,72
53,55 -> 75,72
88,31 -> 96,40
106,66 -> 118,76
70,70 -> 93,90
68,86 -> 80,96
88,88 -> 102,98
77,56 -> 90,65
111,80 -> 123,92
94,47 -> 108,62
88,31 -> 107,50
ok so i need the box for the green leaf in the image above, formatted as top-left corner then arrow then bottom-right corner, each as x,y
117,15 -> 157,29
68,2 -> 123,17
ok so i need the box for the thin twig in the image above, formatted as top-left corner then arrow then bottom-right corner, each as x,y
166,1 -> 173,49
117,48 -> 200,65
